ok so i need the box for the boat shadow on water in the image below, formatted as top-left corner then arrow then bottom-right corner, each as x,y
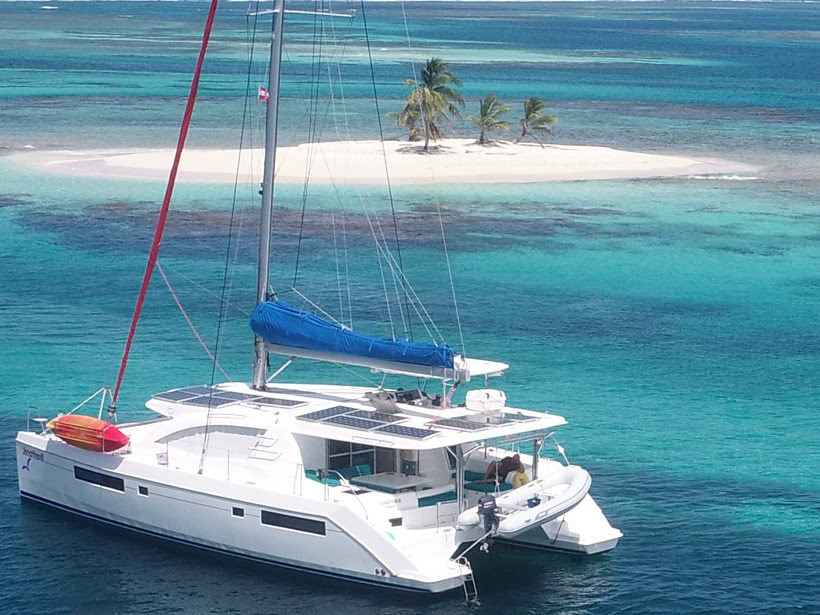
18,496 -> 611,611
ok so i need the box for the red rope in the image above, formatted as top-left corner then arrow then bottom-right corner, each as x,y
112,0 -> 221,405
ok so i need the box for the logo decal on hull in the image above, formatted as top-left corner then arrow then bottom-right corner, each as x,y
22,448 -> 43,471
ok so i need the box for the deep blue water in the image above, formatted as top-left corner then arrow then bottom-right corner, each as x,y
0,2 -> 818,614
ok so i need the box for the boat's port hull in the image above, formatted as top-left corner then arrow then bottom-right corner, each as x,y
16,435 -> 464,594
19,490 -> 466,592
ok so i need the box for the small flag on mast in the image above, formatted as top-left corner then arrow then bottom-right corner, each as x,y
258,86 -> 270,101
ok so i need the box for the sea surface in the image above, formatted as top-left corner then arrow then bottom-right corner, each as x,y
0,1 -> 818,613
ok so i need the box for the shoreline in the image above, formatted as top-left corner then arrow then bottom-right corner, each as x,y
5,139 -> 754,185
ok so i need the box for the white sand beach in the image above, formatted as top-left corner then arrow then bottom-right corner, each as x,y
9,139 -> 752,185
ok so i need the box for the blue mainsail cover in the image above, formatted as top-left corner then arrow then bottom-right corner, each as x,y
251,300 -> 455,368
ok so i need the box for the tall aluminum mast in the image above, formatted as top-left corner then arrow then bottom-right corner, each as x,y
252,0 -> 286,390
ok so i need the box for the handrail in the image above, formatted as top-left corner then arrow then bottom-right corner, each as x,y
321,469 -> 369,522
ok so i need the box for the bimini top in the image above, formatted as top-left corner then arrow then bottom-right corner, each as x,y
251,300 -> 505,381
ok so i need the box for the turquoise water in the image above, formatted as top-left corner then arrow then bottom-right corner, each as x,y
1,2 -> 818,613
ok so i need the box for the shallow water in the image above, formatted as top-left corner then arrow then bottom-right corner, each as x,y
0,2 -> 818,613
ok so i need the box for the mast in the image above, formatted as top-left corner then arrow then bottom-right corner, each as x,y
253,0 -> 286,390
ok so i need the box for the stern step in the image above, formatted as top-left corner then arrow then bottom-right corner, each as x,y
455,556 -> 479,606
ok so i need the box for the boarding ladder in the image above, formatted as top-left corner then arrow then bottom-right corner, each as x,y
455,556 -> 479,606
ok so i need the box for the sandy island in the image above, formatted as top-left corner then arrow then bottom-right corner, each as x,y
9,139 -> 753,185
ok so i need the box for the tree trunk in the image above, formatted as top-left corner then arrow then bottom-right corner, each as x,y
479,128 -> 486,145
515,119 -> 527,144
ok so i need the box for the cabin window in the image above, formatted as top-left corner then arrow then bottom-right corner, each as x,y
261,511 -> 325,535
74,466 -> 125,492
326,440 -> 396,474
138,486 -> 149,496
232,507 -> 244,518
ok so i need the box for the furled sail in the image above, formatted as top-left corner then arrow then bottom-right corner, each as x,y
251,300 -> 455,369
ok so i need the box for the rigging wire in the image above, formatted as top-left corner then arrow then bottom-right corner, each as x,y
341,210 -> 353,329
290,3 -> 357,296
199,0 -> 264,475
157,262 -> 252,317
359,0 -> 412,341
111,0 -> 221,407
292,1 -> 327,288
399,1 -> 467,357
331,213 -> 345,323
157,261 -> 232,382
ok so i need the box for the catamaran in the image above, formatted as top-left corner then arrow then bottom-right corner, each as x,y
15,0 -> 621,599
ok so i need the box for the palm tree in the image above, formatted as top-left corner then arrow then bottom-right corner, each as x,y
388,105 -> 424,142
397,58 -> 464,152
466,94 -> 510,145
516,97 -> 557,147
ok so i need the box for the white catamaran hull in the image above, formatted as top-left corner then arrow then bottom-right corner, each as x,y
17,389 -> 621,594
16,433 -> 466,593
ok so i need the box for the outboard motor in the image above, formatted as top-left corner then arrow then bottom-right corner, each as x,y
476,494 -> 499,534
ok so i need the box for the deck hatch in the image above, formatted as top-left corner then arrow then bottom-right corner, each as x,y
434,418 -> 488,431
252,397 -> 304,407
499,412 -> 536,423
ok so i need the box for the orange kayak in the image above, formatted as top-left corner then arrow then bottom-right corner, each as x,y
46,415 -> 129,452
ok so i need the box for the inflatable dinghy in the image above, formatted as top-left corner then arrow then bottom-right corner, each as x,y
457,465 -> 591,538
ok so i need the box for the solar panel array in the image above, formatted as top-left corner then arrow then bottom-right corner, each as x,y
374,424 -> 439,440
300,406 -> 355,421
182,395 -> 244,408
326,415 -> 384,430
152,387 -> 304,408
296,405 -> 440,440
347,410 -> 403,423
153,386 -> 213,402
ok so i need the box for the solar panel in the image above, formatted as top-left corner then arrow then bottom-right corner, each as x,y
299,406 -> 355,422
435,418 -> 488,431
252,397 -> 304,407
182,395 -> 245,408
375,424 -> 439,439
325,415 -> 385,430
152,386 -> 213,402
201,390 -> 266,404
347,410 -> 403,423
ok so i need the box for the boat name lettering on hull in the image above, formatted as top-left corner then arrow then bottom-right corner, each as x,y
23,448 -> 44,461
